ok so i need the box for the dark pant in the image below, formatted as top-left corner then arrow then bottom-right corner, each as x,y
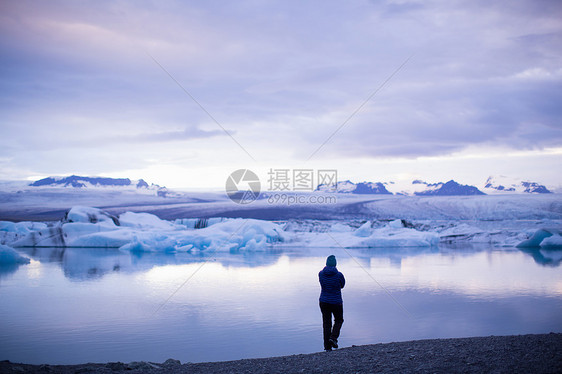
319,301 -> 344,350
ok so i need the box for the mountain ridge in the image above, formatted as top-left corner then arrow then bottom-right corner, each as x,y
25,175 -> 554,196
317,179 -> 485,196
317,177 -> 553,196
483,176 -> 551,194
28,175 -> 173,197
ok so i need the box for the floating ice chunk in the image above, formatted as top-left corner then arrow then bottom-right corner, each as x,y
354,221 -> 372,237
540,233 -> 562,248
119,236 -> 157,252
0,244 -> 30,264
0,221 -> 19,233
0,221 -> 49,245
202,219 -> 286,243
12,225 -> 65,247
119,212 -> 179,230
439,223 -> 483,238
438,223 -> 489,243
12,222 -> 121,247
360,227 -> 439,247
387,219 -> 404,229
64,206 -> 119,226
191,218 -> 286,252
175,244 -> 194,252
68,228 -> 137,248
0,221 -> 48,234
330,223 -> 353,233
239,238 -> 262,251
517,229 -> 555,247
116,218 -> 286,253
174,217 -> 227,229
305,225 -> 439,248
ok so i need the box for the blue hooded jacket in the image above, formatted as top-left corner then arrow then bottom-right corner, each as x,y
319,266 -> 345,304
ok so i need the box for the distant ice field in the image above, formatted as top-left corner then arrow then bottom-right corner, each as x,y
0,187 -> 561,221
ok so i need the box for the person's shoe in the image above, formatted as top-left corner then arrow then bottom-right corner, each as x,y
329,338 -> 338,349
324,347 -> 332,352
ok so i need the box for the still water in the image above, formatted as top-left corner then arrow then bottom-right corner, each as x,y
1,245 -> 561,364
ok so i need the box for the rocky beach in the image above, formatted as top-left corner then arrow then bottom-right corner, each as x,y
2,333 -> 561,373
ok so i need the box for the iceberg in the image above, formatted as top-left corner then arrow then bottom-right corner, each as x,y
63,206 -> 120,226
387,219 -> 405,229
120,211 -> 181,230
293,220 -> 439,248
360,228 -> 439,247
0,244 -> 30,265
0,220 -> 49,245
174,217 -> 227,229
517,228 -> 562,248
353,221 -> 372,237
169,218 -> 287,252
10,207 -> 286,253
4,205 -> 560,252
539,233 -> 562,248
0,221 -> 48,234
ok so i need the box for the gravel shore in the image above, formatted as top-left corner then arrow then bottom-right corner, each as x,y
2,333 -> 561,373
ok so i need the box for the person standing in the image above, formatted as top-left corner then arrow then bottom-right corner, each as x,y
319,254 -> 345,351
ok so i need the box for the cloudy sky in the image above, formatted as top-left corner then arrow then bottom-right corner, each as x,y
1,0 -> 561,189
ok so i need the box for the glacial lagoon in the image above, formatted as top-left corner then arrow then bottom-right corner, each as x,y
0,245 -> 561,364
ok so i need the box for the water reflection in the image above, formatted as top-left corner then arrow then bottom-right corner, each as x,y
345,246 -> 440,268
13,245 -> 461,281
518,247 -> 562,267
0,244 -> 561,365
16,247 -> 287,280
10,244 -> 562,282
0,263 -> 22,279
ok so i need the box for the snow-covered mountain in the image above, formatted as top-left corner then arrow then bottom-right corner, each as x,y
412,180 -> 485,196
483,176 -> 552,194
28,175 -> 175,197
317,179 -> 484,196
316,180 -> 392,194
317,177 -> 555,196
30,175 -> 150,189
